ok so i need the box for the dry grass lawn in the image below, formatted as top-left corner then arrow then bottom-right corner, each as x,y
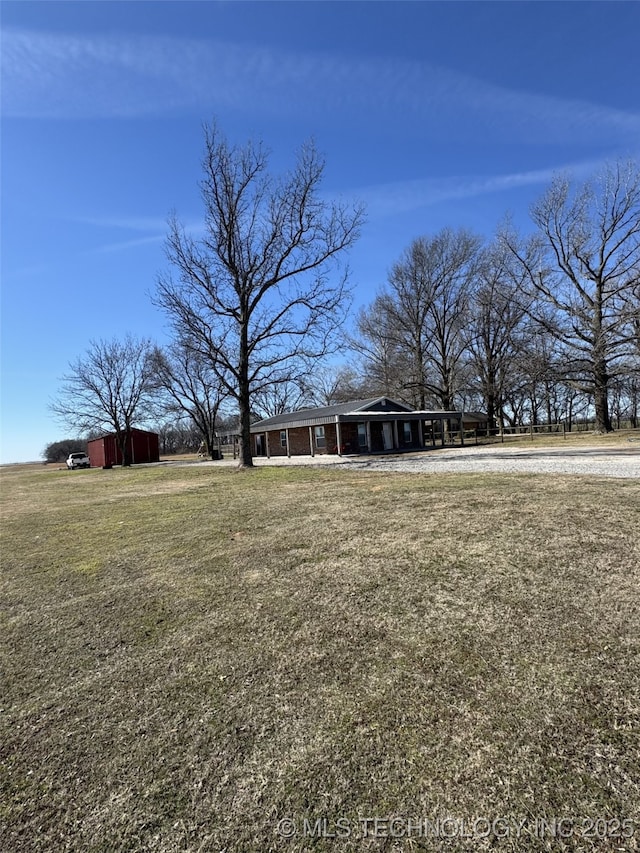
477,428 -> 640,449
1,462 -> 639,851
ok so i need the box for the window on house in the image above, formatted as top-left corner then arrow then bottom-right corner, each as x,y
280,430 -> 287,448
403,422 -> 412,444
314,426 -> 326,448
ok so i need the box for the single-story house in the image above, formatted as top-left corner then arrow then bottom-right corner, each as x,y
250,397 -> 485,457
87,428 -> 160,468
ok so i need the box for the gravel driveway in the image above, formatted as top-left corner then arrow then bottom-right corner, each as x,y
339,442 -> 640,479
203,441 -> 640,478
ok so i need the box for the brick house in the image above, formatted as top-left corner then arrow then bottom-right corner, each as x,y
250,397 -> 477,458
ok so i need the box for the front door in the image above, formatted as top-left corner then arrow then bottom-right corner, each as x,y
382,422 -> 394,450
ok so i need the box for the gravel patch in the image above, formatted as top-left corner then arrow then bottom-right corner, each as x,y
185,442 -> 640,478
339,443 -> 640,479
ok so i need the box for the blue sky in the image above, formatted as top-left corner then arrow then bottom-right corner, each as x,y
2,1 -> 639,463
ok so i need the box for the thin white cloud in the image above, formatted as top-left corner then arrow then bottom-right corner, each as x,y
90,234 -> 166,255
353,158 -> 608,219
68,158 -> 633,250
72,215 -> 167,231
2,27 -> 639,146
69,214 -> 205,256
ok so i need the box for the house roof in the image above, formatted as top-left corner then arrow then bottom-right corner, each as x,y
251,397 -> 412,431
251,397 -> 426,433
462,411 -> 489,421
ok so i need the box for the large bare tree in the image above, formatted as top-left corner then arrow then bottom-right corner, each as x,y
463,240 -> 528,428
502,160 -> 640,432
356,229 -> 481,410
51,335 -> 155,466
155,121 -> 364,467
352,296 -> 413,404
419,229 -> 482,409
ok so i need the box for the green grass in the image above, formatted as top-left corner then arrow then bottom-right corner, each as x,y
1,463 -> 639,851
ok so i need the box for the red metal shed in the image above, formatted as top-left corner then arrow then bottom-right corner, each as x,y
87,428 -> 160,468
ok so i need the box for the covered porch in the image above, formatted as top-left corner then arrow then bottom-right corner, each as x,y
252,410 -> 469,459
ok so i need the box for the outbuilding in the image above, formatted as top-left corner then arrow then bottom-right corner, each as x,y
87,428 -> 160,468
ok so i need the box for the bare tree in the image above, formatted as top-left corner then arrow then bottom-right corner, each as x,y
502,160 -> 640,432
154,419 -> 202,455
251,378 -> 312,419
356,229 -> 481,410
305,364 -> 374,406
463,240 -> 528,429
51,335 -> 155,466
155,121 -> 364,467
420,229 -> 482,409
150,342 -> 229,459
383,240 -> 435,408
352,297 -> 413,403
518,327 -> 566,427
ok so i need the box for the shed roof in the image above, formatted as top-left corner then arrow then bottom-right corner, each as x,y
87,427 -> 159,443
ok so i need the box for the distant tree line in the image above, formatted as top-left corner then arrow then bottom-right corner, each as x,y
43,438 -> 87,463
347,161 -> 640,434
49,121 -> 640,464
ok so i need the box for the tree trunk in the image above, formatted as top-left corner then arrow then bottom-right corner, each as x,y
238,396 -> 253,467
485,392 -> 495,429
483,364 -> 496,429
593,360 -> 612,433
591,290 -> 612,433
116,428 -> 132,467
237,321 -> 254,468
440,366 -> 453,411
567,396 -> 573,433
545,388 -> 553,432
416,343 -> 426,410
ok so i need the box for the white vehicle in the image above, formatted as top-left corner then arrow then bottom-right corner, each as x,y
66,452 -> 90,470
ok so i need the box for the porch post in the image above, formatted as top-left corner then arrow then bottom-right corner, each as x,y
286,429 -> 291,458
265,432 -> 270,458
309,426 -> 315,457
392,420 -> 399,449
335,417 -> 342,456
418,418 -> 424,447
365,421 -> 372,453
